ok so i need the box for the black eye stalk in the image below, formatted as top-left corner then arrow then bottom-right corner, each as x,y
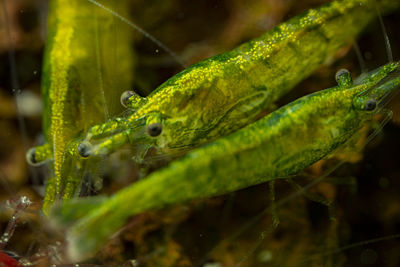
77,141 -> 92,158
120,90 -> 147,110
146,123 -> 163,137
335,69 -> 353,87
120,90 -> 136,108
364,99 -> 377,111
26,148 -> 37,165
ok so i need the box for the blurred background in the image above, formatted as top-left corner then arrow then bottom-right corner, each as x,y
0,0 -> 400,266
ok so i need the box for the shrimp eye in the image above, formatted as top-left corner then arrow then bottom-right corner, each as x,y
26,148 -> 36,165
146,123 -> 162,137
335,69 -> 352,87
364,99 -> 377,111
77,142 -> 92,158
120,90 -> 136,108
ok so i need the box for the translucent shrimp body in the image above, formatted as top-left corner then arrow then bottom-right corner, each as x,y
26,0 -> 135,212
53,62 -> 400,261
76,0 -> 400,159
28,0 -> 400,211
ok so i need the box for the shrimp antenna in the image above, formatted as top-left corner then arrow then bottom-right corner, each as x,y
375,1 -> 393,62
300,233 -> 400,263
353,41 -> 367,73
86,0 -> 187,68
357,63 -> 400,97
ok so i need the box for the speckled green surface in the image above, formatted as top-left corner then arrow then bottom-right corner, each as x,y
37,0 -> 135,212
55,61 -> 400,261
1,0 -> 400,265
32,0 -> 400,212
80,0 -> 399,159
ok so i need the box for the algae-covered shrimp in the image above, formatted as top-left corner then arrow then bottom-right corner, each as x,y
23,0 -> 137,212
52,60 -> 400,261
0,0 -> 396,266
74,0 -> 399,160
29,0 -> 399,163
27,0 -> 400,210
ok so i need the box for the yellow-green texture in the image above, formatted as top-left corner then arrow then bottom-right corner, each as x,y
54,62 -> 400,261
80,0 -> 400,159
40,0 -> 135,212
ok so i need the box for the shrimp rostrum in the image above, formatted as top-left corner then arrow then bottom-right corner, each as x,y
52,61 -> 400,261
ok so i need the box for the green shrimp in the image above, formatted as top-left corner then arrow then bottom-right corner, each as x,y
71,0 -> 399,160
25,0 -> 135,212
28,0 -> 400,211
52,61 -> 400,261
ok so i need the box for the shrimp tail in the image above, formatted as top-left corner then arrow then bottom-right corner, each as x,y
50,196 -> 109,227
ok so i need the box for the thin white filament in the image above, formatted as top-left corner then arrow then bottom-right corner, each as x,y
86,0 -> 187,68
